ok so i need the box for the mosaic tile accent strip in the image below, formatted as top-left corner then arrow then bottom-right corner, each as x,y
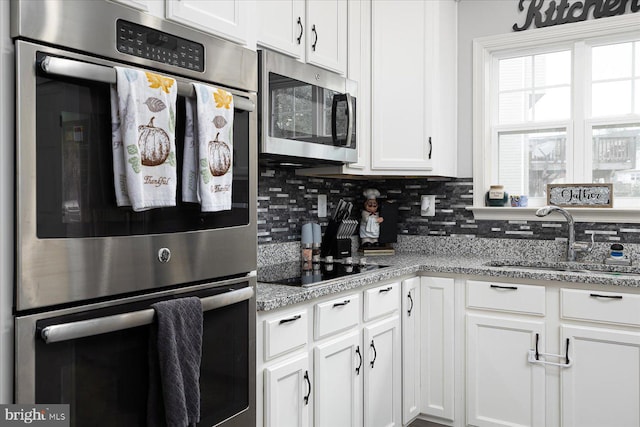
257,166 -> 640,245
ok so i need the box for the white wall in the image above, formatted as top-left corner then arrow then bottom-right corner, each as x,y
0,0 -> 14,404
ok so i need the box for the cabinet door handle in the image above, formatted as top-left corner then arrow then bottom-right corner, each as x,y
379,286 -> 393,294
370,339 -> 377,368
528,333 -> 572,367
279,314 -> 301,324
332,299 -> 351,308
296,17 -> 303,44
355,346 -> 363,375
311,25 -> 318,51
407,292 -> 414,317
428,136 -> 432,160
590,293 -> 623,299
303,370 -> 311,405
490,284 -> 518,290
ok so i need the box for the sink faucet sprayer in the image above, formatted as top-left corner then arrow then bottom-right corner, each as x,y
535,206 -> 594,262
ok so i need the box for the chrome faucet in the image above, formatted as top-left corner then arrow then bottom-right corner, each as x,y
535,206 -> 594,262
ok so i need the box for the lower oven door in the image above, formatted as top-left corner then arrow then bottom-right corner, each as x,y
14,275 -> 256,427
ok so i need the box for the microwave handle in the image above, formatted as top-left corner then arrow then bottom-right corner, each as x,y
38,55 -> 255,112
331,93 -> 354,147
39,286 -> 254,344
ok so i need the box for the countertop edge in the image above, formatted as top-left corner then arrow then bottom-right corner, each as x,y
256,255 -> 640,312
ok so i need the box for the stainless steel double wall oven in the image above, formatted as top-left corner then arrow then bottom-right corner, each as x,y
11,1 -> 257,426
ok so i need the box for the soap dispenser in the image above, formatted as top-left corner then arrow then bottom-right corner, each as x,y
604,243 -> 632,266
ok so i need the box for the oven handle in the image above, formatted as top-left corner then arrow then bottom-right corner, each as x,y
39,286 -> 254,344
39,55 -> 255,112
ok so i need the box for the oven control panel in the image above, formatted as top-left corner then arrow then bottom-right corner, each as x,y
116,20 -> 204,72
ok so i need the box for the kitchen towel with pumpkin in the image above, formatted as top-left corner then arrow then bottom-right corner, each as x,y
184,82 -> 234,212
110,67 -> 177,211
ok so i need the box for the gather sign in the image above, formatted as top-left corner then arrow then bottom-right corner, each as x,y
513,0 -> 640,31
547,183 -> 613,208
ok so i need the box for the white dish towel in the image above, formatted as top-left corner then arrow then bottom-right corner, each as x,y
111,67 -> 178,211
182,82 -> 234,212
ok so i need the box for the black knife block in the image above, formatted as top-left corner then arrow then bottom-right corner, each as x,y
320,219 -> 352,259
332,238 -> 352,259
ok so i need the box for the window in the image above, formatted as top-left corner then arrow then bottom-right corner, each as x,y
473,14 -> 640,219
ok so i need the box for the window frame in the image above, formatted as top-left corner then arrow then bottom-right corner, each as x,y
471,14 -> 640,223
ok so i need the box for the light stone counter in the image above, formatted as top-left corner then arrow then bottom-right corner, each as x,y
257,236 -> 640,311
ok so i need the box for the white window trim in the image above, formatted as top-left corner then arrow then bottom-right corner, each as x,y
471,13 -> 640,223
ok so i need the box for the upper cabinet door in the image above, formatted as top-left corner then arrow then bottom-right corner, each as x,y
305,0 -> 347,75
166,0 -> 249,45
256,0 -> 306,59
371,0 -> 432,171
370,0 -> 457,175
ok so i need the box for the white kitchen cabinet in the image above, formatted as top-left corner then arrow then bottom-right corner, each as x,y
370,0 -> 457,176
166,0 -> 250,45
401,277 -> 421,425
364,315 -> 402,427
111,0 -> 164,17
561,325 -> 640,427
256,0 -> 347,74
465,280 -> 547,427
420,276 -> 455,422
264,353 -> 312,427
255,0 -> 305,59
559,288 -> 640,427
313,330 -> 363,427
466,313 -> 546,427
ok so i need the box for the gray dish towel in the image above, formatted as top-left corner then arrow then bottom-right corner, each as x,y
148,297 -> 203,427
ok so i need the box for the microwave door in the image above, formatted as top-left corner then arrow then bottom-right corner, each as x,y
331,92 -> 354,147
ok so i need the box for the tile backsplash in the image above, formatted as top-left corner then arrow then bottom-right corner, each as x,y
258,166 -> 640,245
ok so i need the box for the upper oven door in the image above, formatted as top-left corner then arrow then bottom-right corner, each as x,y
15,41 -> 258,311
259,50 -> 357,164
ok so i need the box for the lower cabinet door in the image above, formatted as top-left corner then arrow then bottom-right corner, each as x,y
313,331 -> 363,427
364,315 -> 402,427
467,314 -> 545,427
402,277 -> 422,425
561,325 -> 640,427
264,353 -> 311,427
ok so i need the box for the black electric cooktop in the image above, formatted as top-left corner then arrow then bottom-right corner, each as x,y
258,261 -> 390,287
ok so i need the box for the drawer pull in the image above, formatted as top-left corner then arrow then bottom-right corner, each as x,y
589,293 -> 623,299
490,284 -> 518,290
379,286 -> 393,293
407,292 -> 414,316
279,314 -> 302,324
333,299 -> 351,308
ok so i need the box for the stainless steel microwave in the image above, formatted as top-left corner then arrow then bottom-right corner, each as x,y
258,50 -> 357,165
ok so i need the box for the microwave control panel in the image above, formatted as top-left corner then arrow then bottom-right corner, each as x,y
116,20 -> 204,72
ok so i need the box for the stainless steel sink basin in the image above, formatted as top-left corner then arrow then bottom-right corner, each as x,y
484,260 -> 640,277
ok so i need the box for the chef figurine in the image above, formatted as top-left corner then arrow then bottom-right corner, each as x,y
360,188 -> 384,247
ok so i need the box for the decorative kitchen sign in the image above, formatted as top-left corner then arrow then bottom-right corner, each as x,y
547,183 -> 613,208
513,0 -> 640,31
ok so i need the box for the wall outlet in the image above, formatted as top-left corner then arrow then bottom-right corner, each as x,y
317,194 -> 327,218
421,195 -> 436,217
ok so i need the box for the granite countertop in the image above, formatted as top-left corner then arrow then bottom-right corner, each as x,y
257,253 -> 640,311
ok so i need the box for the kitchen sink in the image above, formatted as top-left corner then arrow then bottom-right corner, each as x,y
484,259 -> 640,277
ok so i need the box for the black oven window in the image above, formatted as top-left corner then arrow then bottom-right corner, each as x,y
34,289 -> 250,426
35,57 -> 250,238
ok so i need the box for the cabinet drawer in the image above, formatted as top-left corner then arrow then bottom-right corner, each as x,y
467,280 -> 545,316
314,293 -> 360,340
364,282 -> 400,321
264,309 -> 308,361
561,288 -> 640,326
